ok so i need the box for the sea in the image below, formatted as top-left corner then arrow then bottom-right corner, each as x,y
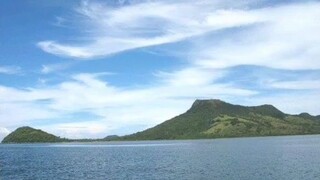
1,135 -> 320,180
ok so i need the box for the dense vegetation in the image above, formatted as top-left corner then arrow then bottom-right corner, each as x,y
121,99 -> 320,140
1,126 -> 66,143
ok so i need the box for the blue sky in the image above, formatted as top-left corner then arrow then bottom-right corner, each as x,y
1,0 -> 320,140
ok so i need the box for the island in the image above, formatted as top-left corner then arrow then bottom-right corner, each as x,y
1,126 -> 66,143
2,99 -> 320,143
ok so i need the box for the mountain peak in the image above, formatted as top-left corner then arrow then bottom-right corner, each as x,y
189,99 -> 287,119
16,126 -> 34,130
191,99 -> 228,108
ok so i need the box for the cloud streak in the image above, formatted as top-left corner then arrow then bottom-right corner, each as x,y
191,2 -> 320,70
0,66 -> 21,75
37,1 -> 320,72
37,0 -> 261,58
269,80 -> 320,90
41,63 -> 72,74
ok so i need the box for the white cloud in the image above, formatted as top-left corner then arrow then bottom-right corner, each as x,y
241,91 -> 320,116
269,80 -> 320,90
193,2 -> 320,70
37,0 -> 261,58
0,101 -> 58,126
41,63 -> 72,74
154,67 -> 226,86
37,1 -> 320,72
0,127 -> 10,141
52,16 -> 67,27
0,66 -> 21,75
36,121 -> 112,139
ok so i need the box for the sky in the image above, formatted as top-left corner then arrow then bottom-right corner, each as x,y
1,0 -> 320,140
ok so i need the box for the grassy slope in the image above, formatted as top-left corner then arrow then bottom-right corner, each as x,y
121,100 -> 320,140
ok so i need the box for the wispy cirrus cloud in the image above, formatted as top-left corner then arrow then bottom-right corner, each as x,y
52,16 -> 67,27
41,63 -> 72,74
37,0 -> 320,72
192,2 -> 320,70
0,66 -> 21,75
37,0 -> 261,58
268,80 -> 320,90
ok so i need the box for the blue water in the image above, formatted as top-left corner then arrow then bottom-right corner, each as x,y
1,135 -> 320,180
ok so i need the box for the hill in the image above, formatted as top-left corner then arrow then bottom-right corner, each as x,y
1,126 -> 66,143
121,99 -> 320,140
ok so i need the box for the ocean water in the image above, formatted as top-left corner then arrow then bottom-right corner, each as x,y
1,135 -> 320,180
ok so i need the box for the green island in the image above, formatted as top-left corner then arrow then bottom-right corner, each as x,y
1,126 -> 67,143
2,99 -> 320,143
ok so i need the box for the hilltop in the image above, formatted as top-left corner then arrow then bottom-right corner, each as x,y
121,99 -> 320,140
1,126 -> 66,143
